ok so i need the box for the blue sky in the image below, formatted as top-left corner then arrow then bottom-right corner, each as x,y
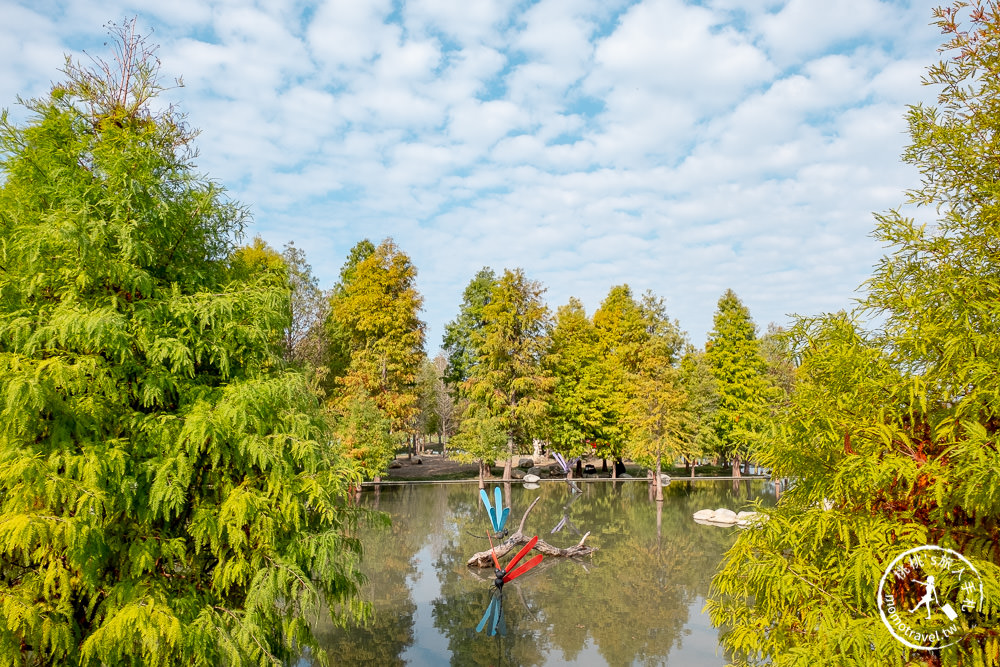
2,0 -> 946,350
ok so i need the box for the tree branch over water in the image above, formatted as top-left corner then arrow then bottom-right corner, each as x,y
467,496 -> 596,567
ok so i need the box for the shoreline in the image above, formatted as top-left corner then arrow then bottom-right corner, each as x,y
360,475 -> 771,486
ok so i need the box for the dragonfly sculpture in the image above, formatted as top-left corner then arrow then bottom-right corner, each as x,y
480,486 -> 510,536
476,490 -> 544,636
477,590 -> 506,636
488,535 -> 543,591
550,491 -> 582,535
553,452 -> 582,493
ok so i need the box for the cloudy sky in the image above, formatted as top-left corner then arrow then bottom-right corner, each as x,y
2,0 -> 946,349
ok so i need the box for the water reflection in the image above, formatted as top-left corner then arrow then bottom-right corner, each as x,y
306,480 -> 773,666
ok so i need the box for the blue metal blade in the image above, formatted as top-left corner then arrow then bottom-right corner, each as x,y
496,604 -> 507,637
477,596 -> 498,633
480,489 -> 492,514
489,506 -> 500,532
494,487 -> 503,517
497,506 -> 510,532
490,594 -> 502,635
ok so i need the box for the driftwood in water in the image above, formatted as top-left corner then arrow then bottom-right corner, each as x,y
467,497 -> 596,567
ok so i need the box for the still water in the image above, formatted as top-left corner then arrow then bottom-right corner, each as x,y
307,479 -> 774,666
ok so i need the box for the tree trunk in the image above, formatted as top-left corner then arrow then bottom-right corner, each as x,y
732,454 -> 742,479
601,458 -> 608,474
575,459 -> 583,477
655,453 -> 663,502
655,498 -> 663,541
503,437 -> 514,481
478,460 -> 488,490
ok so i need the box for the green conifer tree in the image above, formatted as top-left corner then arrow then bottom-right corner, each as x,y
624,294 -> 688,499
327,238 -> 426,477
331,240 -> 425,413
463,268 -> 552,481
441,267 -> 498,391
678,346 -> 719,475
704,289 -> 771,476
592,285 -> 649,472
544,298 -> 613,462
708,4 -> 1000,664
0,23 -> 365,665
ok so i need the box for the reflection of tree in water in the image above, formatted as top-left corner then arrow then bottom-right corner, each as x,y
433,481 -> 770,666
572,483 -> 741,666
431,485 -> 547,666
308,480 -> 772,665
306,485 -> 447,665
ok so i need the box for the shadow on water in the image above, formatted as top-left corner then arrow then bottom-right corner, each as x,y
304,479 -> 774,666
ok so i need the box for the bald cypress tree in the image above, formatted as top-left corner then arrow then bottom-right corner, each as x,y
0,22 -> 365,665
708,4 -> 1000,664
464,268 -> 552,481
704,289 -> 771,476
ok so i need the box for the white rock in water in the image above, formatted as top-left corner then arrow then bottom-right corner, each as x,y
523,474 -> 541,483
713,508 -> 738,523
694,507 -> 765,527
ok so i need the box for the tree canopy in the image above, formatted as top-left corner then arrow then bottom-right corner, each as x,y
704,289 -> 771,472
280,241 -> 330,370
0,23 -> 365,665
544,297 -> 613,460
462,268 -> 552,480
590,285 -> 650,465
441,267 -> 497,391
327,238 -> 426,433
624,293 -> 688,497
708,4 -> 1000,664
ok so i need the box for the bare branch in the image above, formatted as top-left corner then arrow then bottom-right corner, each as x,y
467,497 -> 595,567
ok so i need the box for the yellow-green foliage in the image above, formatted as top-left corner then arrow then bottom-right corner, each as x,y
704,289 -> 773,467
463,268 -> 553,449
327,239 -> 426,435
708,4 -> 1000,665
0,24 -> 365,666
623,293 -> 689,473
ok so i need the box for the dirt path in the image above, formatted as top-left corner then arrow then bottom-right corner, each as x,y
385,452 -> 480,480
383,453 -> 624,481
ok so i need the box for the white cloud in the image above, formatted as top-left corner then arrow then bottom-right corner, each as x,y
754,0 -> 891,65
0,0 -> 949,348
589,0 -> 774,105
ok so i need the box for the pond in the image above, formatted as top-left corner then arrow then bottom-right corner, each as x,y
303,479 -> 776,666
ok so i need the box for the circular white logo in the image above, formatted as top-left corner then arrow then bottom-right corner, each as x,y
877,545 -> 985,650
